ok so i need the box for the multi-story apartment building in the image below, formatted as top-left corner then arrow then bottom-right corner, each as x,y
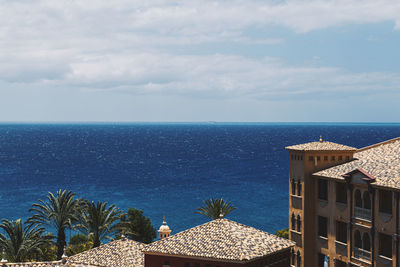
286,137 -> 400,267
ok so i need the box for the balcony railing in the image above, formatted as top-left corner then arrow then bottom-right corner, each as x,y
354,247 -> 371,261
354,207 -> 371,221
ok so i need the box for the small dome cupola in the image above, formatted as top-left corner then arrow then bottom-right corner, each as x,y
158,216 -> 171,240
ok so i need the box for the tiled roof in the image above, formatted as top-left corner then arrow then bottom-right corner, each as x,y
142,218 -> 294,262
66,238 -> 145,267
315,137 -> 400,189
0,261 -> 65,267
286,141 -> 357,151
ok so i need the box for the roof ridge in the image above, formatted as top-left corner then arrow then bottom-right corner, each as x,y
357,136 -> 400,152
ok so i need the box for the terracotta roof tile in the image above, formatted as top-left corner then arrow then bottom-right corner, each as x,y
286,141 -> 357,151
142,218 -> 294,262
315,138 -> 400,190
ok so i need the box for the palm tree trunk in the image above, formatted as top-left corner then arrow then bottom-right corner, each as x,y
93,236 -> 101,248
57,228 -> 66,260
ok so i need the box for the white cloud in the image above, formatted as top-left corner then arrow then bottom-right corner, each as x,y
0,0 -> 399,108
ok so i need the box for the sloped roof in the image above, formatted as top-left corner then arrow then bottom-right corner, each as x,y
286,141 -> 357,151
0,261 -> 65,267
315,137 -> 400,189
66,238 -> 145,267
142,218 -> 294,262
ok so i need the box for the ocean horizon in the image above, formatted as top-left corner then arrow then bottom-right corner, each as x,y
1,122 -> 400,239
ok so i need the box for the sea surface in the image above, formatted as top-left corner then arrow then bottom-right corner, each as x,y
0,123 -> 400,237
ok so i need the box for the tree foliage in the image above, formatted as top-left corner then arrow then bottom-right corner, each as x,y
28,189 -> 84,259
66,234 -> 92,256
0,219 -> 54,262
275,228 -> 289,239
195,198 -> 236,219
76,201 -> 123,248
117,208 -> 156,244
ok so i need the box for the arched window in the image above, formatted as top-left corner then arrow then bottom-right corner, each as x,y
291,249 -> 295,265
292,179 -> 296,195
363,232 -> 371,251
297,181 -> 302,196
354,230 -> 362,248
355,190 -> 362,208
291,213 -> 296,230
363,191 -> 371,210
297,214 -> 301,231
297,251 -> 301,267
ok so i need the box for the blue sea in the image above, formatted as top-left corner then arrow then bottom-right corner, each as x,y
0,123 -> 400,237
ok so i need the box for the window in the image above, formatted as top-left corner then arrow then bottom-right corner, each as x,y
338,156 -> 343,161
346,156 -> 350,161
318,216 -> 328,238
379,233 -> 392,258
336,221 -> 347,243
195,264 -> 200,267
309,156 -> 314,161
291,155 -> 294,160
297,251 -> 301,267
291,213 -> 296,230
324,156 -> 328,161
331,156 -> 335,161
297,215 -> 301,231
336,182 -> 347,204
163,261 -> 170,267
185,263 -> 190,267
355,190 -> 362,208
354,230 -> 361,248
318,179 -> 328,201
292,179 -> 296,195
363,232 -> 371,251
379,190 -> 392,214
317,156 -> 321,161
363,191 -> 371,210
291,250 -> 295,266
297,181 -> 302,196
205,264 -> 211,267
318,253 -> 328,267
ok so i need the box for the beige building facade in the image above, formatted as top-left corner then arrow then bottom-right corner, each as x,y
287,137 -> 400,267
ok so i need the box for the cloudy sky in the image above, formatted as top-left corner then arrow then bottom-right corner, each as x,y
1,0 -> 399,122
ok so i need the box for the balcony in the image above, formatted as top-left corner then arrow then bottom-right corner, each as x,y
354,247 -> 371,262
290,230 -> 302,247
354,207 -> 371,221
335,241 -> 347,257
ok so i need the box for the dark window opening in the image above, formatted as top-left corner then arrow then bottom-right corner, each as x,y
331,156 -> 335,161
355,190 -> 362,208
185,263 -> 190,267
309,156 -> 314,161
363,232 -> 371,251
205,264 -> 211,267
291,213 -> 296,230
336,182 -> 347,204
195,264 -> 200,267
318,216 -> 328,238
379,233 -> 392,258
291,250 -> 295,266
346,156 -> 350,161
163,261 -> 170,266
318,253 -> 328,267
318,179 -> 328,201
354,230 -> 361,248
297,251 -> 301,267
336,221 -> 347,243
291,155 -> 294,160
379,189 -> 392,214
291,179 -> 296,195
317,156 -> 321,161
338,155 -> 343,161
363,191 -> 371,210
324,156 -> 328,161
297,181 -> 302,196
297,215 -> 301,231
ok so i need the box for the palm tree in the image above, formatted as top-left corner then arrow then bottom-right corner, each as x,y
76,201 -> 123,248
0,219 -> 53,262
28,189 -> 84,259
195,198 -> 236,219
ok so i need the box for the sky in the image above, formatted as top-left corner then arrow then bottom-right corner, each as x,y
1,0 -> 400,122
